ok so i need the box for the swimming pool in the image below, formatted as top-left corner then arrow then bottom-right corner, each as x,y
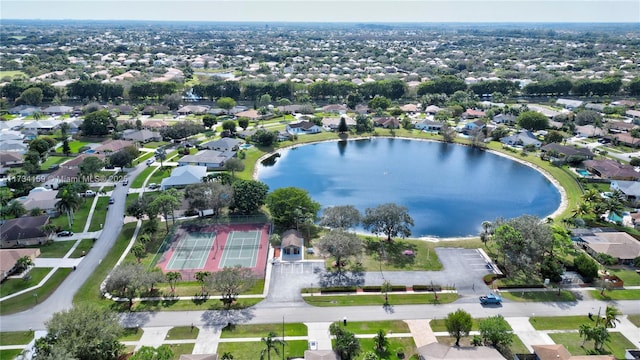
577,169 -> 590,177
608,212 -> 623,223
239,144 -> 252,150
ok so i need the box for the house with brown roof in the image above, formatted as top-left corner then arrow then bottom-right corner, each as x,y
0,248 -> 40,281
235,109 -> 261,120
321,116 -> 356,131
574,230 -> 640,265
462,108 -> 486,119
541,143 -> 594,162
281,229 -> 303,261
142,119 -> 170,129
583,159 -> 640,181
177,105 -> 210,115
372,116 -> 399,129
94,140 -> 135,154
0,215 -> 50,248
18,190 -> 60,216
0,152 -> 24,167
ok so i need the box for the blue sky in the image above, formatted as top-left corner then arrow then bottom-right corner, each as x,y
2,0 -> 639,22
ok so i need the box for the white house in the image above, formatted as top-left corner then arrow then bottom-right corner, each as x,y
199,138 -> 243,152
321,116 -> 355,131
286,121 -> 322,135
500,130 -> 541,148
415,119 -> 443,132
160,165 -> 207,190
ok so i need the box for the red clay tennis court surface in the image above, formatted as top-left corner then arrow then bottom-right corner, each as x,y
154,223 -> 270,280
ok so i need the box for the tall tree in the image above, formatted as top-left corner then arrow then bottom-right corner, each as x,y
155,148 -> 167,168
373,329 -> 388,355
207,266 -> 256,308
62,139 -> 71,155
316,229 -> 363,272
78,156 -> 104,178
194,271 -> 211,295
3,200 -> 26,218
224,157 -> 245,177
82,110 -> 114,136
260,331 -> 285,360
362,203 -> 414,241
445,309 -> 473,347
319,205 -> 361,230
266,187 -> 321,231
478,315 -> 513,348
103,263 -> 150,309
330,323 -> 361,360
231,180 -> 269,215
604,305 -> 621,328
217,97 -> 236,113
149,189 -> 182,233
202,115 -> 218,129
184,182 -> 234,216
55,189 -> 81,229
34,304 -> 124,360
165,271 -> 182,294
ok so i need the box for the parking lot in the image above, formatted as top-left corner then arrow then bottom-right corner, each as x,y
260,248 -> 493,306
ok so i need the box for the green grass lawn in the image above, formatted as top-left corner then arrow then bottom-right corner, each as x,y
119,327 -> 144,341
357,237 -> 443,271
35,240 -> 74,257
303,293 -> 457,306
357,337 -> 417,360
221,323 -> 307,338
131,166 -> 156,188
628,314 -> 640,327
0,268 -> 72,315
55,140 -> 90,154
529,316 -> 593,330
0,268 -> 53,297
588,289 -> 640,300
129,297 -> 263,312
499,290 -> 576,302
88,197 -> 110,231
217,339 -> 307,360
39,155 -> 72,170
69,239 -> 95,258
143,141 -> 169,149
0,331 -> 34,345
166,326 -> 199,340
150,279 -> 265,297
135,152 -> 156,163
169,343 -> 195,360
0,349 -> 23,360
549,331 -> 634,359
73,223 -> 137,307
334,320 -> 410,335
429,318 -> 484,332
606,268 -> 640,286
146,166 -> 173,185
49,198 -> 93,232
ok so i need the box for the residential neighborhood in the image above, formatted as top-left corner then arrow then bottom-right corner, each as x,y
1,18 -> 640,360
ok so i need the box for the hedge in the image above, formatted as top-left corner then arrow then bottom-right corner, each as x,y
412,285 -> 442,292
320,286 -> 358,294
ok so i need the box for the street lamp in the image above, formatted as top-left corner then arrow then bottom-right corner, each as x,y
34,292 -> 38,304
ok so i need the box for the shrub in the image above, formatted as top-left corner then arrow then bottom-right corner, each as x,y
574,253 -> 599,283
412,284 -> 442,292
320,286 -> 357,294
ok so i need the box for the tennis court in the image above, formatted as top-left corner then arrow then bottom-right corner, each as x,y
154,222 -> 270,279
219,230 -> 262,268
165,231 -> 216,270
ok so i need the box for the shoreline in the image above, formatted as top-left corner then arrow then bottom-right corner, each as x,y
252,134 -> 569,242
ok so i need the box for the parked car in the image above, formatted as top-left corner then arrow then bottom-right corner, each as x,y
122,178 -> 129,186
81,190 -> 96,197
108,197 -> 114,204
148,183 -> 160,190
57,231 -> 74,237
146,158 -> 155,165
479,293 -> 502,305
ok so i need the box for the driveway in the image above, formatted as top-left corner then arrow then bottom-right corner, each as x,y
258,260 -> 325,307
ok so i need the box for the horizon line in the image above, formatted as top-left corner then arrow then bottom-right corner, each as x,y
3,19 -> 639,24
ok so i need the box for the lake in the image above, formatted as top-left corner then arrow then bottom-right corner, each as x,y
256,138 -> 561,238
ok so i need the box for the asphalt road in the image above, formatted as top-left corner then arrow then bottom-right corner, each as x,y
0,164 -> 145,331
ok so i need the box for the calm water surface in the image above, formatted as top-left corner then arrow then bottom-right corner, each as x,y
257,138 -> 560,237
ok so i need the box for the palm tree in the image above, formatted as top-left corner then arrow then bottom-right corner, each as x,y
604,305 -> 621,328
165,271 -> 182,294
55,190 -> 81,230
221,352 -> 234,360
480,221 -> 493,246
572,203 -> 591,218
604,198 -> 625,219
3,200 -> 26,218
194,271 -> 211,295
581,189 -> 600,204
155,148 -> 167,168
260,331 -> 285,360
15,256 -> 34,273
373,329 -> 388,355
